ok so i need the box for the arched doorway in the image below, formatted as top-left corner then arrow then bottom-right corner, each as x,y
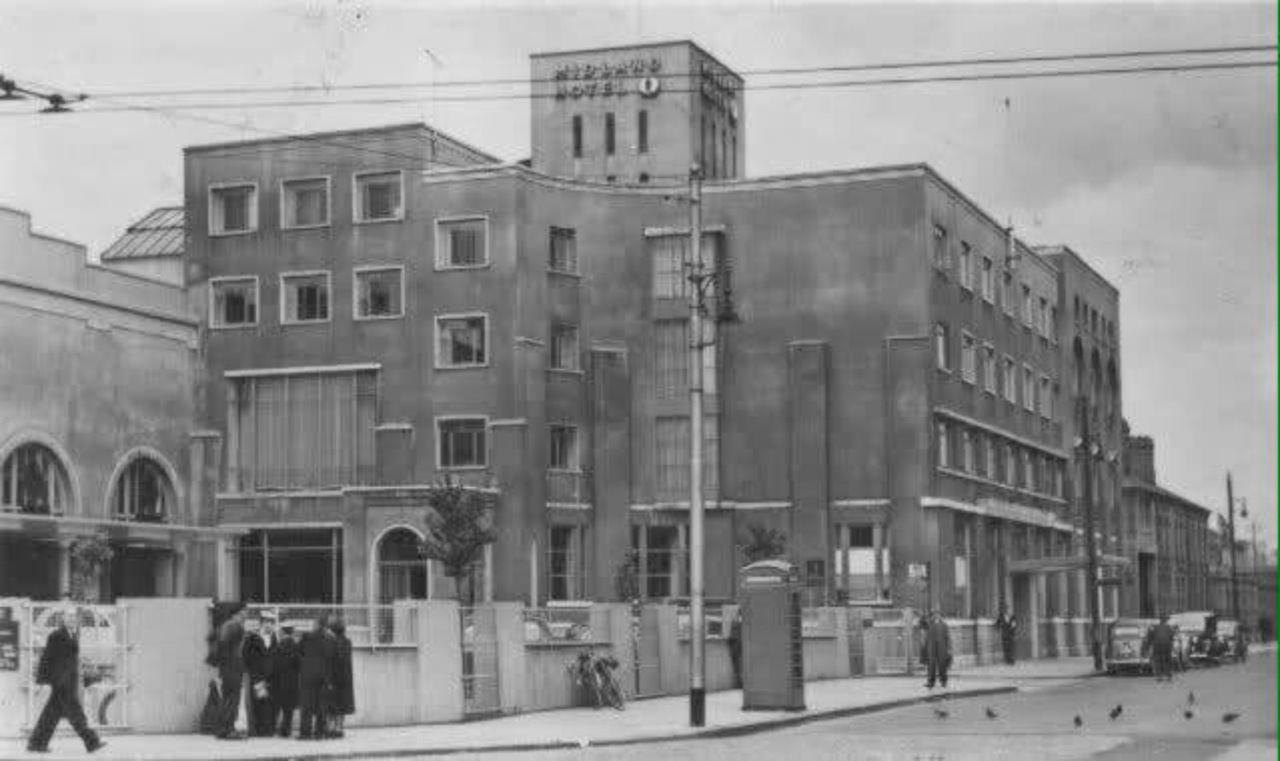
107,455 -> 178,599
376,527 -> 430,603
1,442 -> 73,515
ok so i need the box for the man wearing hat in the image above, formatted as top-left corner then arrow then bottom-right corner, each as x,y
212,602 -> 249,740
269,623 -> 301,738
242,611 -> 277,737
27,605 -> 106,754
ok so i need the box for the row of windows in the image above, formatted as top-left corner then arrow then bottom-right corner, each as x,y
1074,295 -> 1116,343
210,171 -> 412,234
932,223 -> 1057,340
935,418 -> 1066,499
571,110 -> 649,159
934,323 -> 1058,418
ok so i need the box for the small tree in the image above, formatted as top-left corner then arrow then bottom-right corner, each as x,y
740,523 -> 786,564
418,479 -> 498,604
68,535 -> 113,603
614,548 -> 641,603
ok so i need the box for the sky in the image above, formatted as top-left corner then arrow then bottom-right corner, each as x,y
0,0 -> 1275,552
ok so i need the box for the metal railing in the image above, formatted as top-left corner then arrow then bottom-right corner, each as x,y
243,603 -> 417,647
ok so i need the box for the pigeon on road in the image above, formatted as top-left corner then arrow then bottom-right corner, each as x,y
985,707 -> 998,720
1187,691 -> 1196,706
1183,710 -> 1194,720
1222,712 -> 1241,724
1109,704 -> 1123,720
933,707 -> 950,720
1073,715 -> 1083,729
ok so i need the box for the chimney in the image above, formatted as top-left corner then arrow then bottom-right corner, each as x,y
1124,434 -> 1155,483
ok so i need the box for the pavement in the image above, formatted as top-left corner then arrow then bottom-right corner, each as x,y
0,657 -> 1099,760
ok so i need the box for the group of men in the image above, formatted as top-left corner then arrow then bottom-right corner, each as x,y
206,603 -> 355,741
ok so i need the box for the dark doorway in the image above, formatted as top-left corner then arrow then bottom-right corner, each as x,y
0,536 -> 59,598
1138,553 -> 1155,618
108,546 -> 164,600
1013,574 -> 1033,660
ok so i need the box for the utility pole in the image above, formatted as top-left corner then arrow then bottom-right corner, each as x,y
1227,473 -> 1239,623
1078,396 -> 1103,671
687,163 -> 707,728
1250,512 -> 1259,632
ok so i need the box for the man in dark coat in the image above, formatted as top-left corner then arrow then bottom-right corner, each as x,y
297,616 -> 337,740
327,618 -> 354,739
242,612 -> 276,737
27,606 -> 105,754
1146,613 -> 1176,682
212,603 -> 249,740
269,625 -> 301,738
996,605 -> 1019,665
923,610 -> 952,689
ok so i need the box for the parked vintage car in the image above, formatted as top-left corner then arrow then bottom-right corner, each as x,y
1168,611 -> 1218,667
1104,618 -> 1156,675
1214,619 -> 1248,663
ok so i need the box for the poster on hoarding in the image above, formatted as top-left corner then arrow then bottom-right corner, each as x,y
0,607 -> 18,671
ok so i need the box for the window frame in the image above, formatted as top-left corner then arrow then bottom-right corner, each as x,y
548,423 -> 581,473
1002,355 -> 1017,403
572,114 -> 583,158
982,342 -> 997,395
208,275 -> 260,330
352,169 -> 405,224
435,214 -> 491,270
936,420 -> 950,469
435,415 -> 490,471
980,256 -> 995,303
279,175 -> 332,230
352,264 -> 406,321
638,109 -> 649,154
604,112 -> 616,156
1022,363 -> 1036,412
434,312 -> 490,370
934,323 -> 951,372
548,226 -> 579,275
279,269 -> 333,326
208,181 -> 259,237
960,331 -> 977,384
549,322 -> 581,372
931,223 -> 949,272
958,241 -> 973,291
1039,375 -> 1052,419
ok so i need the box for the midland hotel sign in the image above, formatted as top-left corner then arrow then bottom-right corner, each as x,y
552,56 -> 739,111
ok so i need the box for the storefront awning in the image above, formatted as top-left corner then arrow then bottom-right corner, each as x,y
0,511 -> 245,546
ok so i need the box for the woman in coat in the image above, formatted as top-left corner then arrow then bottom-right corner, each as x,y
327,618 -> 355,738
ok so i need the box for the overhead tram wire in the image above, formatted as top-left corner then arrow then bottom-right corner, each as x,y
3,58 -> 1273,118
76,43 -> 1280,98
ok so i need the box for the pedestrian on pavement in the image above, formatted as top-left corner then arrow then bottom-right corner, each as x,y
996,605 -> 1018,665
727,609 -> 743,689
923,610 -> 952,690
1146,613 -> 1176,683
211,602 -> 249,740
327,618 -> 354,739
269,625 -> 301,738
26,605 -> 106,755
242,612 -> 276,737
298,615 -> 337,740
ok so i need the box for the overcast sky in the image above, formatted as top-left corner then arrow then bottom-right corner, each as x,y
1,1 -> 1275,550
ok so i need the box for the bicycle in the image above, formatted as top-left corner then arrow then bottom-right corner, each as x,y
570,651 -> 625,710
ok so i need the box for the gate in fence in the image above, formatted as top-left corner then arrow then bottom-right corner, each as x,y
633,605 -> 662,698
461,606 -> 500,716
866,608 -> 916,675
21,602 -> 130,733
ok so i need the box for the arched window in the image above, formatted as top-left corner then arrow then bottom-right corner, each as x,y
111,457 -> 174,523
1,443 -> 71,515
377,528 -> 429,602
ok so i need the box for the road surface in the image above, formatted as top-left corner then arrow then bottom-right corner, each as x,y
418,651 -> 1275,761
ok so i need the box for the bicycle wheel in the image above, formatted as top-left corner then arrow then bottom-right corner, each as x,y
600,669 -> 625,710
588,669 -> 606,709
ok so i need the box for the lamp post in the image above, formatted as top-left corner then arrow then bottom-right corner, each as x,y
1226,474 -> 1240,624
687,164 -> 707,728
1075,396 -> 1103,671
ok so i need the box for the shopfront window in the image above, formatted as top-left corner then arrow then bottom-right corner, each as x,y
238,528 -> 343,603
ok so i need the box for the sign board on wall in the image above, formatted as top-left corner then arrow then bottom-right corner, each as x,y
553,58 -> 663,99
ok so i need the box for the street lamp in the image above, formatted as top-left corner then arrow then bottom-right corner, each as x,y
1073,396 -> 1103,672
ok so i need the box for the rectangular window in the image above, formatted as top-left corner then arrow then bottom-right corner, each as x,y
954,517 -> 971,617
1022,285 -> 1034,326
835,523 -> 888,603
638,110 -> 649,154
650,233 -> 689,299
984,437 -> 997,480
1049,306 -> 1058,341
1003,356 -> 1017,402
549,424 -> 579,471
354,266 -> 404,319
548,525 -> 584,601
1023,365 -> 1036,411
230,371 -> 376,490
958,242 -> 973,290
1022,450 -> 1033,490
438,417 -> 487,469
437,217 -> 488,269
605,112 -> 616,156
935,323 -> 950,371
1002,271 -> 1015,315
238,528 -> 343,604
210,276 -> 259,328
550,323 -> 579,371
281,177 -> 329,229
654,416 -> 718,501
354,171 -> 403,222
281,271 -> 331,324
436,314 -> 488,368
1038,297 -> 1050,337
931,224 -> 948,270
572,115 -> 583,158
936,420 -> 950,469
981,256 -> 995,302
209,183 -> 257,235
960,332 -> 976,384
1039,376 -> 1052,418
1005,445 -> 1017,486
632,524 -> 687,600
654,319 -> 689,400
962,430 -> 974,473
983,344 -> 997,393
549,227 -> 578,274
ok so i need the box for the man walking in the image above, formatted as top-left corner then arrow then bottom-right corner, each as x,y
242,612 -> 276,737
996,605 -> 1018,665
923,610 -> 952,690
1147,613 -> 1176,683
212,603 -> 249,740
26,605 -> 105,754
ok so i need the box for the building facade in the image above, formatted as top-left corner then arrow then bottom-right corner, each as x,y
0,205 -> 230,602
